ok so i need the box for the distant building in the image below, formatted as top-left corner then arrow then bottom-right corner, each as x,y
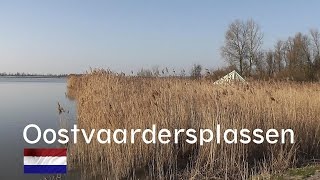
213,70 -> 246,85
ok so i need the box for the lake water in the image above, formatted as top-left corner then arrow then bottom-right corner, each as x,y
0,78 -> 78,179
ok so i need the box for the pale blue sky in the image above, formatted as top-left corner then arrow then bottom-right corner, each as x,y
0,1 -> 319,74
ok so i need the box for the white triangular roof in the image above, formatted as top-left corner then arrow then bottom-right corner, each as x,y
213,70 -> 245,84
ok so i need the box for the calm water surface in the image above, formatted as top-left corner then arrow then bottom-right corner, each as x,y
0,78 -> 78,179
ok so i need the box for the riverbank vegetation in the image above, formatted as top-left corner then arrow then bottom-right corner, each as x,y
67,70 -> 320,179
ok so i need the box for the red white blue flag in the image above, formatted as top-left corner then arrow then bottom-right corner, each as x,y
24,148 -> 67,174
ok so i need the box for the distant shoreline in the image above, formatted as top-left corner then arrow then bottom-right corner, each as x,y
0,75 -> 67,78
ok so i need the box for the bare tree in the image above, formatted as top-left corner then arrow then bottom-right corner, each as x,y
246,19 -> 263,75
283,33 -> 313,80
308,29 -> 320,80
310,29 -> 320,76
190,64 -> 202,79
274,40 -> 285,73
221,19 -> 263,76
254,51 -> 266,77
221,19 -> 248,75
265,50 -> 275,77
310,29 -> 320,59
137,68 -> 153,77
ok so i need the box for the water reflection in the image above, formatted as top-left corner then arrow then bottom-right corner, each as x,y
0,78 -> 77,179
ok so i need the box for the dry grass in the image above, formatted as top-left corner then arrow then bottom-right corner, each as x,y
67,69 -> 320,179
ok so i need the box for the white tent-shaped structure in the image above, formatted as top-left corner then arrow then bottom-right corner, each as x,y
213,70 -> 246,85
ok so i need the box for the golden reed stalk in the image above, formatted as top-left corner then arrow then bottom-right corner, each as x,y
67,69 -> 320,179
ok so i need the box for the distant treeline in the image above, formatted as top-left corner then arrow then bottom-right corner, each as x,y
137,19 -> 320,82
0,72 -> 68,78
220,19 -> 320,81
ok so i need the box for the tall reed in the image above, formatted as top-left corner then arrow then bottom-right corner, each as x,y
67,70 -> 320,179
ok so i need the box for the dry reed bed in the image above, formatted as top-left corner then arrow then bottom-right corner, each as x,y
67,70 -> 320,179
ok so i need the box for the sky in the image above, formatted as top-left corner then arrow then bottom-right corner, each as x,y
0,1 -> 319,74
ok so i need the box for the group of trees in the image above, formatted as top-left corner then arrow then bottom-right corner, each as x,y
136,66 -> 187,77
136,65 -> 203,79
221,19 -> 320,81
116,20 -> 320,82
263,30 -> 320,81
